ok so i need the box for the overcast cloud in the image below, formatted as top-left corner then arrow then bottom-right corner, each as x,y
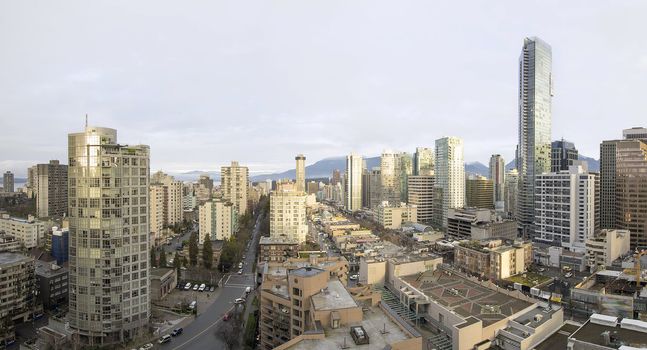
1,1 -> 646,177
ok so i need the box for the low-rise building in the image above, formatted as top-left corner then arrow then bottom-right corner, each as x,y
571,270 -> 647,319
359,252 -> 443,286
374,201 -> 417,229
35,260 -> 68,309
454,240 -> 532,280
586,229 -> 631,271
51,226 -> 69,265
566,314 -> 647,350
260,255 -> 349,285
0,214 -> 44,249
0,233 -> 21,252
259,236 -> 300,263
447,208 -> 517,241
150,267 -> 177,301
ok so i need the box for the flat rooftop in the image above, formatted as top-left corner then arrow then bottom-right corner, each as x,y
569,320 -> 647,349
259,236 -> 300,245
401,269 -> 533,327
0,252 -> 32,265
290,266 -> 326,278
513,304 -> 561,329
35,260 -> 67,277
150,267 -> 173,278
287,305 -> 411,350
535,322 -> 581,350
311,280 -> 357,311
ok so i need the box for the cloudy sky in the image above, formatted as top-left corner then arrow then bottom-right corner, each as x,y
1,1 -> 646,177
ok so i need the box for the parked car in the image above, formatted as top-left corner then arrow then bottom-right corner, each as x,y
139,343 -> 153,350
237,269 -> 243,275
193,284 -> 199,291
238,262 -> 243,269
209,286 -> 215,292
184,283 -> 192,290
234,298 -> 245,304
199,283 -> 206,292
565,272 -> 573,278
158,335 -> 172,344
245,286 -> 252,294
170,328 -> 183,337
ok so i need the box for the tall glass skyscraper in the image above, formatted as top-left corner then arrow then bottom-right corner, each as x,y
516,37 -> 553,238
68,126 -> 150,346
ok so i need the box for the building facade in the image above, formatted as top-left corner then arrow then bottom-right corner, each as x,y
504,169 -> 518,219
36,160 -> 68,218
374,201 -> 417,230
516,37 -> 553,238
585,229 -> 630,270
295,154 -> 306,193
198,199 -> 237,243
551,139 -> 578,173
3,171 -> 14,193
413,147 -> 434,176
221,161 -> 249,216
407,175 -> 435,225
344,153 -> 363,211
489,154 -> 505,208
435,137 -> 465,227
67,126 -> 150,346
0,214 -> 44,249
270,190 -> 308,243
35,260 -> 69,309
379,150 -> 401,205
466,175 -> 494,209
0,252 -> 35,345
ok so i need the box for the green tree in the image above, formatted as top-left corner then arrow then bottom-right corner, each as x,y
159,250 -> 168,267
150,247 -> 157,267
189,232 -> 199,266
173,252 -> 182,279
203,235 -> 213,269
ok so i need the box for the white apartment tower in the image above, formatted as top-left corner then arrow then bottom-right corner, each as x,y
435,137 -> 465,227
149,171 -> 183,237
345,153 -> 363,211
269,190 -> 308,243
295,154 -> 306,193
198,199 -> 237,243
379,150 -> 401,205
221,161 -> 249,216
67,126 -> 150,346
534,164 -> 596,252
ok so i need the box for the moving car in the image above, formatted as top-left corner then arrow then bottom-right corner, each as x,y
158,335 -> 172,344
349,274 -> 359,281
565,272 -> 573,278
234,298 -> 245,304
245,286 -> 252,294
237,269 -> 243,275
238,262 -> 243,269
198,283 -> 206,292
139,343 -> 153,350
189,301 -> 197,309
223,313 -> 230,321
170,328 -> 183,337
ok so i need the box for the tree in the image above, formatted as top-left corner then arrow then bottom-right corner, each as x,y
215,309 -> 242,350
150,247 -> 157,267
203,235 -> 213,269
174,252 -> 182,279
159,250 -> 168,267
188,232 -> 199,266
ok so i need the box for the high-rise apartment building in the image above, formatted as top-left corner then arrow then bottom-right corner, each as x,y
361,168 -> 371,208
0,252 -> 35,345
36,160 -> 68,218
149,171 -> 183,237
27,165 -> 38,198
295,154 -> 306,193
407,175 -> 435,224
368,168 -> 381,209
0,214 -> 44,249
435,137 -> 465,227
67,126 -> 150,346
3,171 -> 14,193
534,165 -> 596,252
269,190 -> 308,243
489,154 -> 505,207
413,147 -> 434,176
622,127 -> 647,141
465,175 -> 494,209
221,161 -> 249,216
516,36 -> 553,238
331,169 -> 341,185
379,150 -> 401,205
615,140 -> 647,249
198,199 -> 237,243
344,153 -> 362,211
399,153 -> 413,202
551,139 -> 578,173
504,169 -> 519,219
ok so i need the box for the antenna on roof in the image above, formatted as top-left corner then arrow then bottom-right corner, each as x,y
85,114 -> 88,128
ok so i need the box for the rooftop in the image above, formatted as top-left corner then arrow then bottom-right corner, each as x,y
401,268 -> 533,327
287,304 -> 412,350
0,252 -> 33,265
311,280 -> 358,311
35,260 -> 67,277
570,316 -> 647,349
535,322 -> 581,350
290,266 -> 326,278
150,267 -> 174,278
259,236 -> 300,245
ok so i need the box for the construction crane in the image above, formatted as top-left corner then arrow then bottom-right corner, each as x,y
635,249 -> 646,285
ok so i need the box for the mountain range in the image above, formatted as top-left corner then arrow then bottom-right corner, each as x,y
169,154 -> 600,183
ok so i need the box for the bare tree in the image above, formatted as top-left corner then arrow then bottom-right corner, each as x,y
215,308 -> 243,350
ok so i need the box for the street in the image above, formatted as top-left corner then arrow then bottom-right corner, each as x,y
155,214 -> 263,350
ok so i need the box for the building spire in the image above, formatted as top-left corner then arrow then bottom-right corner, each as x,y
85,114 -> 88,128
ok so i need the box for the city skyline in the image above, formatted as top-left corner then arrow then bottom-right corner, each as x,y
2,1 -> 647,176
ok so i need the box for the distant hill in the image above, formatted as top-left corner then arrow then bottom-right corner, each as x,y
171,154 -> 600,183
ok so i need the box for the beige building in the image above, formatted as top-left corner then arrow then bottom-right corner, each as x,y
149,171 -> 183,238
221,161 -> 249,216
359,253 -> 443,286
585,229 -> 631,270
198,199 -> 237,243
408,175 -> 435,224
270,190 -> 308,243
260,255 -> 349,286
36,160 -> 68,218
447,208 -> 518,241
465,175 -> 494,209
67,126 -> 150,346
0,213 -> 44,249
295,154 -> 306,193
0,252 -> 36,345
454,240 -> 532,280
374,201 -> 417,229
258,236 -> 300,263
